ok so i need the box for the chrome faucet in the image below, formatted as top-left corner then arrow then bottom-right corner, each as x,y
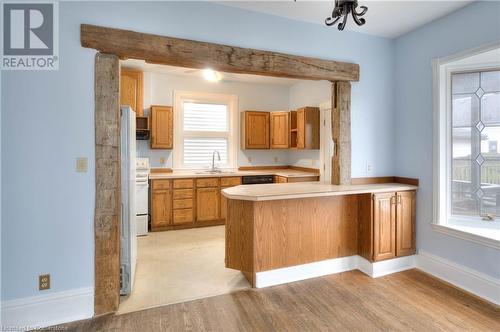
211,150 -> 221,172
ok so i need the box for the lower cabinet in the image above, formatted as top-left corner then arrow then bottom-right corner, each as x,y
361,190 -> 416,262
151,180 -> 172,231
151,176 -> 242,231
196,187 -> 220,222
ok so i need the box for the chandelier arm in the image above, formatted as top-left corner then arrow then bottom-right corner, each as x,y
337,11 -> 349,31
352,12 -> 366,26
325,15 -> 342,26
354,6 -> 368,16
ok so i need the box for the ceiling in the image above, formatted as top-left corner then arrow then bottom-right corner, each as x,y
121,59 -> 302,86
219,0 -> 473,38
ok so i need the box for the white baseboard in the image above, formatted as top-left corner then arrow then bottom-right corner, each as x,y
417,250 -> 500,306
358,255 -> 417,278
255,255 -> 357,288
255,255 -> 416,288
1,287 -> 93,330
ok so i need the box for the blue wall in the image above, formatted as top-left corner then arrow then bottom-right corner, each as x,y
1,1 -> 395,301
395,1 -> 500,278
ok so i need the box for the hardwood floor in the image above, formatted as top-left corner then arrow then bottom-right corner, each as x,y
57,269 -> 499,332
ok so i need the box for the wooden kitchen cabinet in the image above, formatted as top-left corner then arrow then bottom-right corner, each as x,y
396,191 -> 416,257
270,112 -> 289,149
359,190 -> 416,262
196,187 -> 220,222
150,105 -> 173,149
291,107 -> 320,149
241,111 -> 270,149
120,68 -> 143,116
373,192 -> 396,261
151,180 -> 172,231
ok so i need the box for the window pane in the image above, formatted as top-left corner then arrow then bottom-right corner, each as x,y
481,92 -> 500,125
452,72 -> 479,94
481,126 -> 500,158
183,102 -> 228,132
480,71 -> 500,92
183,138 -> 228,166
452,94 -> 479,127
452,128 -> 472,159
481,160 -> 500,216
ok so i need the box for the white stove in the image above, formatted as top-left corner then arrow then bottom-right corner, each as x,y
135,158 -> 150,236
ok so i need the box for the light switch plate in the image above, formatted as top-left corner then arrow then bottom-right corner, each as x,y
159,157 -> 166,164
76,157 -> 88,173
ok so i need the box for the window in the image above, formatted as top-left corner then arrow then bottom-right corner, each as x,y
173,91 -> 238,169
433,45 -> 500,247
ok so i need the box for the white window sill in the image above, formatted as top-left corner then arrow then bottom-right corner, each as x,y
431,223 -> 500,250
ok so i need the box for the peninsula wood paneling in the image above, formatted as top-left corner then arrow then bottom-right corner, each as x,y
252,196 -> 358,272
225,200 -> 255,274
81,24 -> 360,82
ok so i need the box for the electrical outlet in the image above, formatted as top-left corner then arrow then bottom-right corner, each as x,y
39,274 -> 50,290
159,157 -> 166,164
274,156 -> 278,163
248,156 -> 252,163
76,157 -> 88,173
366,163 -> 373,174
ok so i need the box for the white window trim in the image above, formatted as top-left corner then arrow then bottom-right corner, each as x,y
173,90 -> 238,170
432,42 -> 500,249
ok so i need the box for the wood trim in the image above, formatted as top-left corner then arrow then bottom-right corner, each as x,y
94,53 -> 120,315
289,166 -> 320,173
331,81 -> 351,185
81,24 -> 359,82
238,166 -> 290,171
351,177 -> 419,186
237,165 -> 319,173
394,176 -> 419,186
150,168 -> 173,174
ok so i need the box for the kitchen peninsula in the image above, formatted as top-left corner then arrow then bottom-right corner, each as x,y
223,181 -> 418,287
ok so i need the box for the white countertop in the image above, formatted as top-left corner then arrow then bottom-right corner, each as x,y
222,182 -> 418,201
149,169 -> 320,180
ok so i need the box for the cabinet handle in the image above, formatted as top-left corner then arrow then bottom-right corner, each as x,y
391,196 -> 396,205
398,195 -> 402,205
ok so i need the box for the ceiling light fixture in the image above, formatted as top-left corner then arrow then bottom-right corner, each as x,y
325,0 -> 368,31
202,69 -> 222,82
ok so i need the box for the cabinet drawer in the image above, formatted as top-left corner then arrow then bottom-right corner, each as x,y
173,198 -> 193,209
152,179 -> 170,190
196,178 -> 219,188
173,209 -> 193,224
173,189 -> 193,199
275,176 -> 288,183
173,178 -> 193,189
220,177 -> 241,187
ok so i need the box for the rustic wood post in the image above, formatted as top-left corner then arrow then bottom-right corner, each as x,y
94,53 -> 120,315
331,81 -> 352,185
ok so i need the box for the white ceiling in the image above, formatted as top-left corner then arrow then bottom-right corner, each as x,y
219,0 -> 473,38
121,59 -> 302,86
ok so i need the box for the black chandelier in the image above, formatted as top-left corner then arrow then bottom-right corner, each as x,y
325,0 -> 368,31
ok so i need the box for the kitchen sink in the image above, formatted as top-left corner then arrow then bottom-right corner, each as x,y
194,170 -> 235,174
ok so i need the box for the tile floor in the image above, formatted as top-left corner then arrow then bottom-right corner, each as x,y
118,225 -> 250,314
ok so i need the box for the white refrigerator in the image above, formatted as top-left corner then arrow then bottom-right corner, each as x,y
120,106 -> 137,295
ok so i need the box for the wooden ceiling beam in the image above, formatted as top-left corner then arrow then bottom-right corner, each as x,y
80,24 -> 359,82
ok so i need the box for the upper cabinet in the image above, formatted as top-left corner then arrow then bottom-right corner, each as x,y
150,105 -> 173,149
241,111 -> 270,149
120,68 -> 143,116
270,112 -> 289,149
291,107 -> 320,150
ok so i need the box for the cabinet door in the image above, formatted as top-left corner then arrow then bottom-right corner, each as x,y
296,109 -> 305,149
275,176 -> 288,183
373,192 -> 396,261
120,69 -> 143,115
151,189 -> 171,229
196,188 -> 220,222
151,106 -> 173,149
270,112 -> 289,149
396,191 -> 416,257
244,111 -> 270,149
